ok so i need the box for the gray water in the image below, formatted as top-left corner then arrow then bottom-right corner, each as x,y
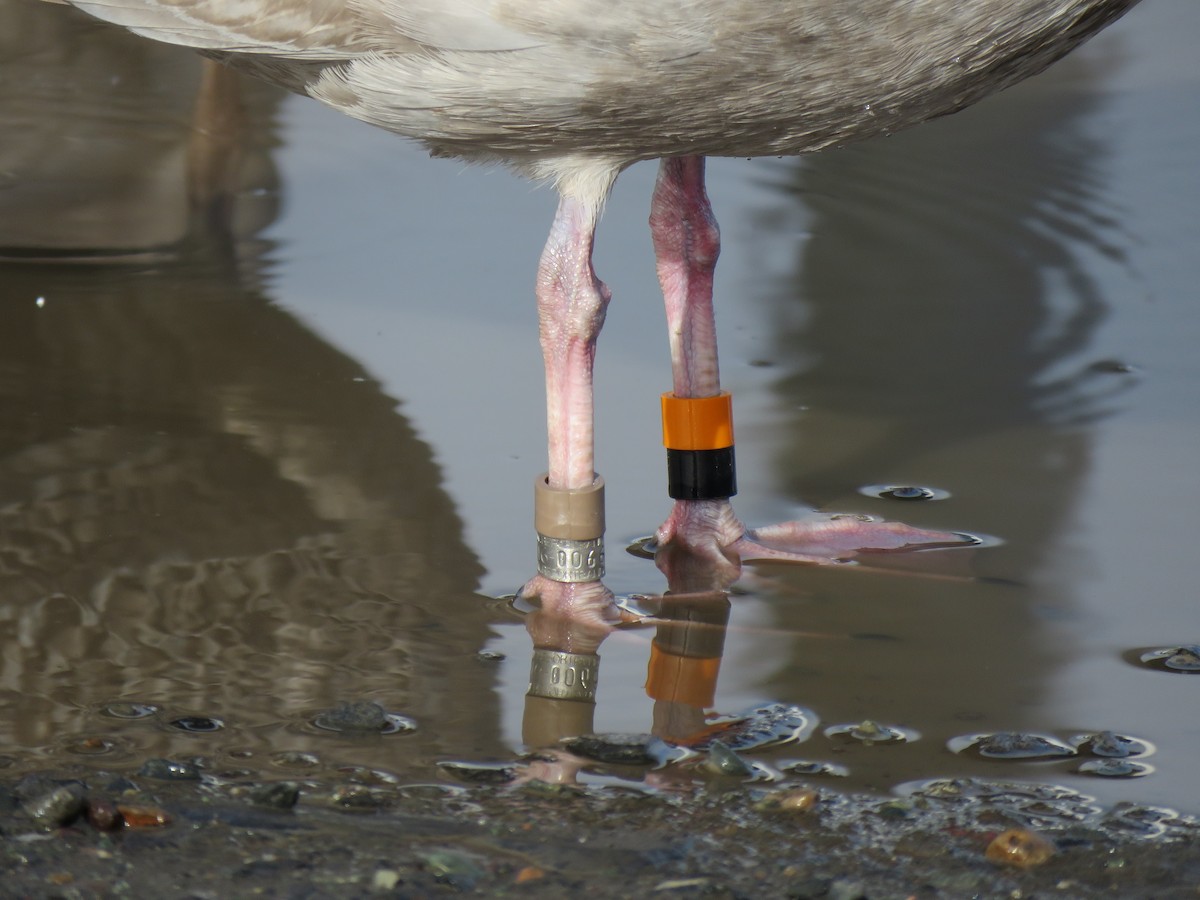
1,0 -> 1197,817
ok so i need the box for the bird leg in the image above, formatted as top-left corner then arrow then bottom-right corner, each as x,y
519,188 -> 622,624
650,156 -> 973,573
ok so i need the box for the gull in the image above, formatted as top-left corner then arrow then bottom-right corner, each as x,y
47,0 -> 1139,617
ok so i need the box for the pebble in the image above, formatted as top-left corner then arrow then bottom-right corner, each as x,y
117,804 -> 172,828
419,849 -> 484,888
20,784 -> 86,830
828,878 -> 868,900
438,761 -> 519,784
702,741 -> 753,776
248,782 -> 300,809
756,789 -> 819,814
372,869 -> 400,891
85,797 -> 123,831
563,733 -> 671,766
985,829 -> 1055,868
315,701 -> 388,733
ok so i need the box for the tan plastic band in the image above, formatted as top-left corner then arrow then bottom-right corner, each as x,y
534,473 -> 605,541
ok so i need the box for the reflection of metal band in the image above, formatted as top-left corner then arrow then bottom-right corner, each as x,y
528,649 -> 599,702
537,533 -> 605,582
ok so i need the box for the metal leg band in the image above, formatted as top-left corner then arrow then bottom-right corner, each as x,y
528,649 -> 599,702
536,533 -> 605,582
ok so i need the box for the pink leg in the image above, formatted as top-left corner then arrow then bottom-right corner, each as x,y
650,156 -> 974,571
520,189 -> 622,624
537,193 -> 608,492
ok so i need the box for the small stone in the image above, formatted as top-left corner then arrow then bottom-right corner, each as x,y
563,733 -> 669,766
1072,730 -> 1148,758
702,740 -> 753,776
825,719 -> 910,745
85,797 -> 123,831
101,702 -> 158,720
315,701 -> 389,733
654,878 -> 710,892
372,869 -> 400,891
248,782 -> 300,809
421,850 -> 484,888
954,732 -> 1074,760
828,879 -> 868,900
21,784 -> 86,830
878,798 -> 914,819
331,785 -> 384,810
985,829 -> 1055,868
757,789 -> 819,814
438,761 -> 519,784
1077,759 -> 1152,778
116,804 -> 172,828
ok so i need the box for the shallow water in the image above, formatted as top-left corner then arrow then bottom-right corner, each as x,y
0,0 -> 1197,822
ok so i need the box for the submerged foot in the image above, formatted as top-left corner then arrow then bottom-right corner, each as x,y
516,574 -> 629,628
654,499 -> 975,578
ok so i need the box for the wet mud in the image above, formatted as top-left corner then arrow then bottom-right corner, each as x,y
4,762 -> 1199,899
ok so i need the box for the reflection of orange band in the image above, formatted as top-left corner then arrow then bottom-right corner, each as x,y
645,642 -> 721,708
661,392 -> 733,451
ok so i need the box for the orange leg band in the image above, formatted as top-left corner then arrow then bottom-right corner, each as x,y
661,392 -> 734,451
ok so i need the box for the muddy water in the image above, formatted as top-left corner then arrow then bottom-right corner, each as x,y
0,0 -> 1197,832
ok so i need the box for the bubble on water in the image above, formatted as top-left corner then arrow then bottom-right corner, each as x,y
63,736 -> 120,756
859,484 -> 949,501
949,732 -> 1075,760
100,702 -> 159,720
169,715 -> 225,733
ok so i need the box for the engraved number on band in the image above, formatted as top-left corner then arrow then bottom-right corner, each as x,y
556,548 -> 600,568
550,662 -> 590,690
536,535 -> 605,582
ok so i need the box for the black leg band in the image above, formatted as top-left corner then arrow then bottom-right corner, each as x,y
666,446 -> 737,500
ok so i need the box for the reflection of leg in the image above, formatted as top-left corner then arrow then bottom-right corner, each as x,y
650,156 -> 974,570
187,60 -> 247,227
520,575 -> 610,773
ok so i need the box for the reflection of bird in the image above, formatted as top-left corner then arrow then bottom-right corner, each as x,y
49,0 -> 1138,616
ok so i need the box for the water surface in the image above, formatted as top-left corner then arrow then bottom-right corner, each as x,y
1,0 -> 1197,817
